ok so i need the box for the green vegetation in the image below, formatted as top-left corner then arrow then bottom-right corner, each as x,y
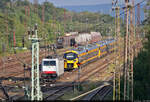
120,1 -> 150,100
132,1 -> 150,99
0,0 -> 116,56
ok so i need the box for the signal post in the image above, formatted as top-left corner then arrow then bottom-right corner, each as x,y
28,24 -> 43,100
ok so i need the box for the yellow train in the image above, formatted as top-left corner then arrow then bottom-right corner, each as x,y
63,39 -> 116,70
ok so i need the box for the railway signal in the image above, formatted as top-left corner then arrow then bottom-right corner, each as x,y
28,24 -> 43,100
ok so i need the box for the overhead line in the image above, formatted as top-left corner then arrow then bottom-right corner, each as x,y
119,0 -> 147,16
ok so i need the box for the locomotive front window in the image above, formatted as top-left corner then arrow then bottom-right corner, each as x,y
43,61 -> 56,66
64,52 -> 77,60
58,38 -> 63,43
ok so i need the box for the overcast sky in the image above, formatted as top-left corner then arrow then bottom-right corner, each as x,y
37,0 -> 144,6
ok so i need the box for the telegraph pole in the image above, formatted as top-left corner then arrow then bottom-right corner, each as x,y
127,3 -> 133,100
13,30 -> 16,47
78,62 -> 81,92
42,1 -> 47,57
64,9 -> 66,33
129,4 -> 134,101
42,2 -> 45,25
112,0 -> 121,100
124,0 -> 129,100
136,3 -> 141,55
131,0 -> 135,100
29,24 -> 43,100
112,0 -> 116,100
116,6 -> 121,100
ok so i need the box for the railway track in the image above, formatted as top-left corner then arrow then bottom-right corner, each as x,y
68,81 -> 112,100
0,48 -> 71,100
40,53 -> 118,100
0,48 -> 69,78
42,49 -> 126,100
57,54 -> 113,82
0,40 -> 142,101
81,84 -> 112,100
1,52 -> 115,101
42,86 -> 69,100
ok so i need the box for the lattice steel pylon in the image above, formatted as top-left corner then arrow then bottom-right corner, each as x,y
124,0 -> 130,100
129,4 -> 134,101
116,7 -> 121,101
112,0 -> 121,100
29,24 -> 43,100
116,6 -> 121,100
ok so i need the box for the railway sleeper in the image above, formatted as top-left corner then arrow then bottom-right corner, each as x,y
0,77 -> 30,81
99,87 -> 112,100
90,86 -> 112,100
91,86 -> 109,100
10,95 -> 24,101
81,84 -> 112,100
46,93 -> 64,100
82,87 -> 103,100
43,90 -> 60,100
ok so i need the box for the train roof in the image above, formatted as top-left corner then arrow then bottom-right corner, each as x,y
71,46 -> 86,54
71,43 -> 99,54
68,38 -> 115,54
96,39 -> 115,46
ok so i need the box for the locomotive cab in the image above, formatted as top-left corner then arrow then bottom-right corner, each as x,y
64,51 -> 78,70
41,57 -> 64,81
41,59 -> 57,78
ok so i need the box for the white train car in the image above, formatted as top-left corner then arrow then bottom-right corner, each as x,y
75,33 -> 92,45
41,57 -> 64,79
90,32 -> 102,43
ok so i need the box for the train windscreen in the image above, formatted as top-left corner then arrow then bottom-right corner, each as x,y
64,52 -> 77,60
57,37 -> 63,43
43,61 -> 56,66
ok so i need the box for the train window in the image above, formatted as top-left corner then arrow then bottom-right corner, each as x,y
86,44 -> 92,48
78,46 -> 84,51
57,38 -> 63,43
58,39 -> 62,42
43,61 -> 56,66
64,52 -> 77,60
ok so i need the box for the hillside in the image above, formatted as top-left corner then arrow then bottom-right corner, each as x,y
0,0 -> 116,55
62,4 -> 145,21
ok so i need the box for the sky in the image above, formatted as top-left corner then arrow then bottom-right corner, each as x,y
37,0 -> 144,7
44,0 -> 113,6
